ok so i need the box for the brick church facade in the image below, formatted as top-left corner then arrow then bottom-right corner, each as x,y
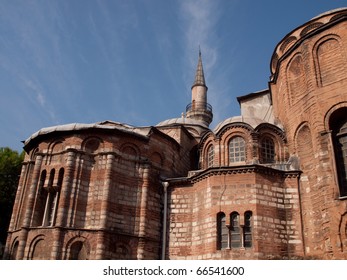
4,8 -> 347,260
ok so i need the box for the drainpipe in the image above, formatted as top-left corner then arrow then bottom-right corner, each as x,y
161,181 -> 169,260
297,174 -> 306,257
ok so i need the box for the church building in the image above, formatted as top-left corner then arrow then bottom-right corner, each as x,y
4,8 -> 347,260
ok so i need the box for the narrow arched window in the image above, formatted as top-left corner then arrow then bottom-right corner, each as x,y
31,170 -> 47,227
230,212 -> 241,248
330,107 -> 347,196
217,212 -> 228,250
229,137 -> 246,164
57,168 -> 64,188
207,145 -> 214,168
69,241 -> 89,260
42,169 -> 59,227
244,211 -> 252,248
261,137 -> 275,163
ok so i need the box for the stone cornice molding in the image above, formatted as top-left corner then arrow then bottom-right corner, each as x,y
168,164 -> 301,185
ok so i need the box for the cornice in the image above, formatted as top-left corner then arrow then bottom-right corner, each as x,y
168,164 -> 301,186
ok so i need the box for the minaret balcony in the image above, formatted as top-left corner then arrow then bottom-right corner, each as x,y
186,101 -> 213,113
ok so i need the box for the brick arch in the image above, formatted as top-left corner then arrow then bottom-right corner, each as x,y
81,136 -> 103,153
221,128 -> 251,166
254,123 -> 286,143
313,35 -> 347,87
30,147 -> 39,161
295,123 -> 314,171
200,139 -> 216,169
28,234 -> 50,260
280,35 -> 297,53
48,139 -> 64,154
216,122 -> 254,139
324,102 -> 347,131
294,122 -> 320,252
64,235 -> 91,260
199,130 -> 216,151
199,131 -> 217,169
120,143 -> 140,159
112,243 -> 133,260
286,52 -> 307,105
255,124 -> 287,163
300,22 -> 324,37
330,12 -> 347,22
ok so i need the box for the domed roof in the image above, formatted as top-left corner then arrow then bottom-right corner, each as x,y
214,116 -> 283,134
156,116 -> 208,128
270,7 -> 347,79
24,120 -> 152,147
311,7 -> 347,20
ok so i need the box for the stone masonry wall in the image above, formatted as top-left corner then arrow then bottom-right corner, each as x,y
5,126 -> 192,259
270,13 -> 347,259
168,167 -> 303,260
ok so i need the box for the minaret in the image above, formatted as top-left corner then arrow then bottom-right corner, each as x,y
185,50 -> 213,126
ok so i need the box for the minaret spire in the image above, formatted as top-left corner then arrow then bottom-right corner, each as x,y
185,49 -> 213,127
192,47 -> 207,89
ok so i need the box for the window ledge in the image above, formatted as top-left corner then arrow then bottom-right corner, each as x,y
338,195 -> 347,200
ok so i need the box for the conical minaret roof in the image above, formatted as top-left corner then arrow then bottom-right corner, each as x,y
191,50 -> 207,89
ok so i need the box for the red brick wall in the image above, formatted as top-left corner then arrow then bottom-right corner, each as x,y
5,126 -> 196,259
270,11 -> 347,259
168,167 -> 303,260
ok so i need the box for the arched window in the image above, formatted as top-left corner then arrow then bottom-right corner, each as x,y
10,240 -> 19,260
230,212 -> 241,248
244,211 -> 252,248
69,241 -> 89,260
42,169 -> 59,227
114,244 -> 132,260
217,212 -> 228,250
261,137 -> 275,163
32,170 -> 47,227
330,107 -> 347,196
207,145 -> 214,168
229,137 -> 246,164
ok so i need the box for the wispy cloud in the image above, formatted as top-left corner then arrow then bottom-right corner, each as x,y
180,0 -> 234,127
180,0 -> 219,72
22,77 -> 46,107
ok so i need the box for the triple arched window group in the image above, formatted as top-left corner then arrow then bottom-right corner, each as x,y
217,211 -> 252,250
206,136 -> 276,168
32,168 -> 64,227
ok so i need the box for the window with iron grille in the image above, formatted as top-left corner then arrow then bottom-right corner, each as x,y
230,212 -> 241,248
229,136 -> 246,163
244,211 -> 252,248
330,108 -> 347,197
207,145 -> 214,168
217,212 -> 228,250
261,137 -> 275,163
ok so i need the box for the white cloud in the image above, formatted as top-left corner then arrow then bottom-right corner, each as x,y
180,0 -> 234,127
180,0 -> 219,71
22,78 -> 46,107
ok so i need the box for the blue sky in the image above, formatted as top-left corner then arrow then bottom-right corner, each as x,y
1,0 -> 345,151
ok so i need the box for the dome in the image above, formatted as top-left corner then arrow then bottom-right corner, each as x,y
214,116 -> 282,134
156,116 -> 208,128
24,120 -> 152,147
311,7 -> 347,20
